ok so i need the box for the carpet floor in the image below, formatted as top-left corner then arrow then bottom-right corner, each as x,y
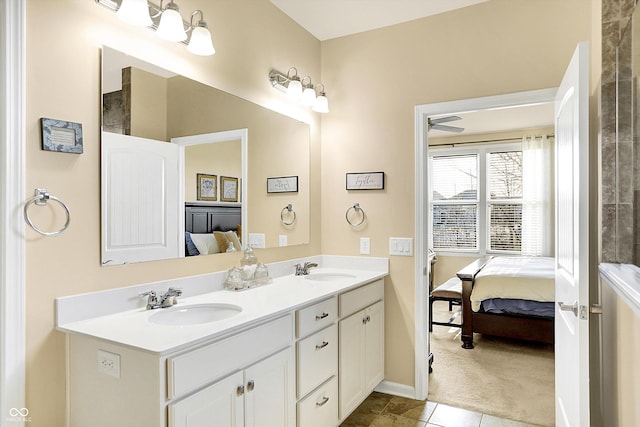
428,301 -> 555,426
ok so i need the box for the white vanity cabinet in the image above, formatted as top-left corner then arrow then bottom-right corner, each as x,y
169,347 -> 295,427
68,314 -> 295,427
338,280 -> 384,420
64,273 -> 386,427
295,297 -> 339,426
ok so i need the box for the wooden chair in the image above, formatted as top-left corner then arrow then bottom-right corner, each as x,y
429,277 -> 462,332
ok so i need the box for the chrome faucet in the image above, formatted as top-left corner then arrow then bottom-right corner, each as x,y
295,262 -> 318,276
139,287 -> 183,310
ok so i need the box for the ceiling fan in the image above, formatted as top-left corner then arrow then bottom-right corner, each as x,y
427,115 -> 464,133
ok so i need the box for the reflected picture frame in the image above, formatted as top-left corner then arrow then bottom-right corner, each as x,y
221,176 -> 239,202
197,173 -> 217,201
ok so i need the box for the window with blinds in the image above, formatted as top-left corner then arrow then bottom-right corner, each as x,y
430,147 -> 524,253
431,154 -> 479,251
487,151 -> 523,252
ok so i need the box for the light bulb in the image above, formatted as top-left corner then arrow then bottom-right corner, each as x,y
301,86 -> 316,106
287,77 -> 302,100
156,3 -> 187,42
188,24 -> 215,56
116,0 -> 152,27
313,94 -> 329,113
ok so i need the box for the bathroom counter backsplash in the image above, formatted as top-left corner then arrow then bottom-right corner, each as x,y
56,255 -> 388,355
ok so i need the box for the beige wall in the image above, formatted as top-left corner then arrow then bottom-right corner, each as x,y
130,67 -> 168,141
25,0 -> 320,424
320,0 -> 592,387
184,141 -> 241,203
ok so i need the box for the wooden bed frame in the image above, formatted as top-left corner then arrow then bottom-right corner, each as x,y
456,257 -> 555,349
185,203 -> 241,234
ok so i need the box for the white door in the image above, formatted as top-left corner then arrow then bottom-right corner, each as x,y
101,132 -> 180,265
554,41 -> 590,427
244,347 -> 296,427
169,371 -> 244,427
364,301 -> 384,392
339,309 -> 366,419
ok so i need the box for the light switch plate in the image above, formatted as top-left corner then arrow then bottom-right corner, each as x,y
279,235 -> 288,247
389,237 -> 413,256
360,237 -> 370,255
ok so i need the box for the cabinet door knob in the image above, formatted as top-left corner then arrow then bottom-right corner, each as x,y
247,380 -> 255,392
315,341 -> 329,350
315,312 -> 329,320
236,385 -> 245,396
316,396 -> 330,407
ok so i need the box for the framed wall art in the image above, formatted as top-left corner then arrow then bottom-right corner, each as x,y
197,173 -> 217,201
346,171 -> 385,190
221,176 -> 239,202
40,117 -> 83,154
267,176 -> 298,193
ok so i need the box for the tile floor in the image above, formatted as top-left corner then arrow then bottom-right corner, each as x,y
340,391 -> 539,427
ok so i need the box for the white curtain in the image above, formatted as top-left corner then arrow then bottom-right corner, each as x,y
521,135 -> 554,256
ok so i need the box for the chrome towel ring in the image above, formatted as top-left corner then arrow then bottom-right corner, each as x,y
346,203 -> 366,226
281,204 -> 297,226
23,188 -> 70,237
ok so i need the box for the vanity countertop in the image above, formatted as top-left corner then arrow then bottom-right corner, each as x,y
57,267 -> 387,356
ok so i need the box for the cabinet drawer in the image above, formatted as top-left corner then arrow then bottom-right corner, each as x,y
339,279 -> 384,318
297,376 -> 338,427
297,324 -> 337,399
296,297 -> 337,338
167,314 -> 293,399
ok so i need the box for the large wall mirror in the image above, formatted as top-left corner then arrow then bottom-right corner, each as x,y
101,46 -> 310,265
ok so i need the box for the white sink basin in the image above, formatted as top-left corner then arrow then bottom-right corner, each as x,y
304,273 -> 357,282
148,303 -> 242,326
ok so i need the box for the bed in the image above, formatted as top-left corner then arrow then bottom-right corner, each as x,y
456,256 -> 555,349
184,203 -> 242,256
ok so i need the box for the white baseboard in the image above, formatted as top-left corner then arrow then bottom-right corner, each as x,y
374,380 -> 416,400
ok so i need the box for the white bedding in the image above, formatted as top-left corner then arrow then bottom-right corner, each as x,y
471,256 -> 555,312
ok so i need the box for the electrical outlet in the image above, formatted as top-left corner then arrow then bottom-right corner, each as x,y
97,350 -> 120,378
279,235 -> 288,247
248,233 -> 266,248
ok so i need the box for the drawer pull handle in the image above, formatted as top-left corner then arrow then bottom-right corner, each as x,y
247,380 -> 255,392
236,385 -> 245,396
316,396 -> 330,407
315,341 -> 329,350
315,312 -> 329,320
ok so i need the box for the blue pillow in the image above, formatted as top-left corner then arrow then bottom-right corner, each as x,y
185,232 -> 200,256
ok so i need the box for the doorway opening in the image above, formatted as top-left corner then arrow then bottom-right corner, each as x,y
413,88 -> 557,406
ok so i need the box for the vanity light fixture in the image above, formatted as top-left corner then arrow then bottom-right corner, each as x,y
312,84 -> 329,113
269,68 -> 329,113
116,0 -> 152,26
156,0 -> 187,41
96,0 -> 215,56
286,67 -> 303,100
301,76 -> 316,106
187,10 -> 215,56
